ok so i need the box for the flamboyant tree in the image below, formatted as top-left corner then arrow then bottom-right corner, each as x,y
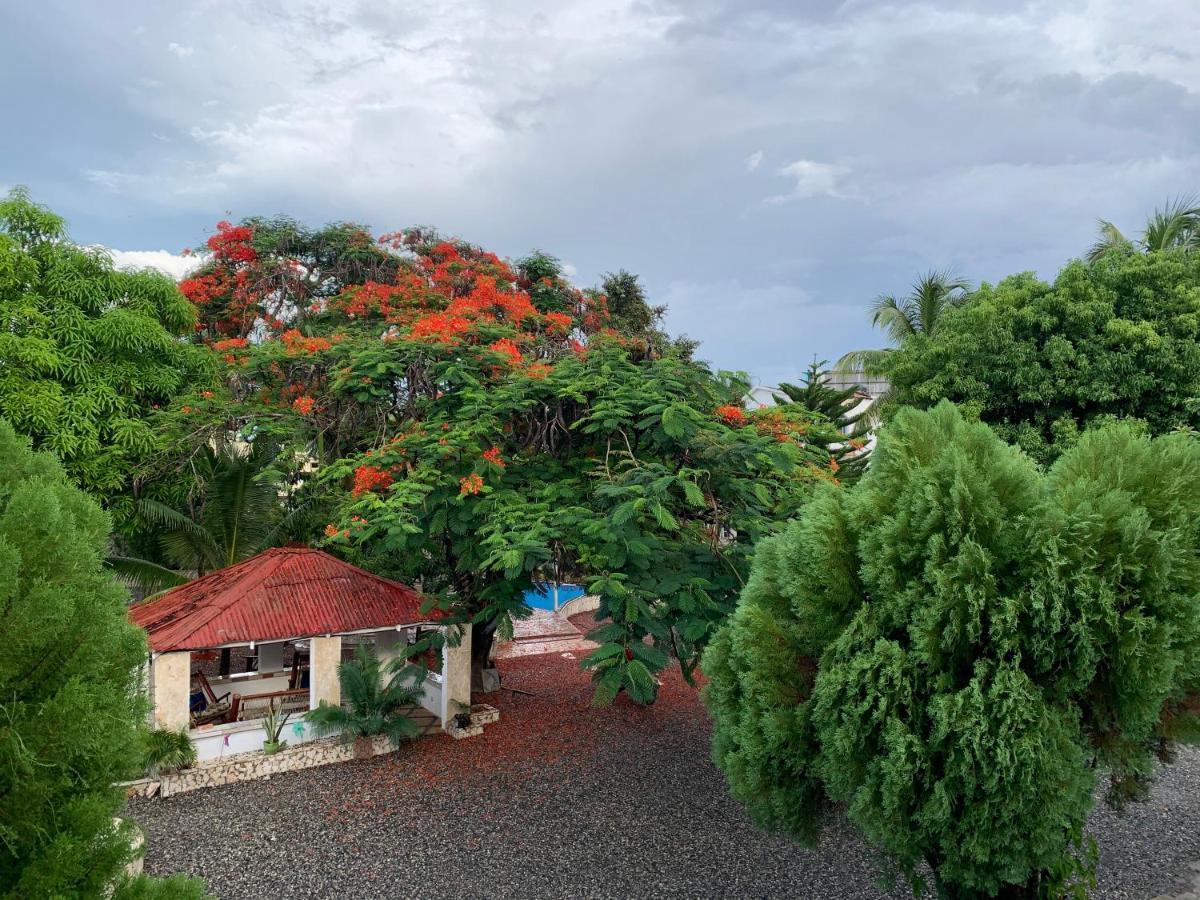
178,215 -> 403,340
704,402 -> 1200,897
154,224 -> 835,697
0,188 -> 207,504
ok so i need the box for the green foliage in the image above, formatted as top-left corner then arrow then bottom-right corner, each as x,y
0,420 -> 205,898
136,437 -> 293,576
601,269 -> 660,336
835,269 -> 969,377
305,646 -> 427,746
1088,195 -> 1200,261
704,402 -> 1200,897
142,727 -> 197,777
885,251 -> 1200,464
322,340 -> 823,698
0,188 -> 207,500
776,360 -> 872,479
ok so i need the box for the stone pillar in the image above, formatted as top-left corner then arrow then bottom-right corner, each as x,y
151,651 -> 191,731
309,636 -> 342,709
440,626 -> 471,730
258,641 -> 284,673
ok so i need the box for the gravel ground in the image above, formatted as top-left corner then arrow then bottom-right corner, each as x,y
129,653 -> 1200,899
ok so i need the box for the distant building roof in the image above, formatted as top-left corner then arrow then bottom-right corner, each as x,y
130,547 -> 444,652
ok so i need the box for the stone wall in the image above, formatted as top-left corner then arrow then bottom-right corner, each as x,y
157,733 -> 397,797
129,704 -> 500,798
557,594 -> 600,618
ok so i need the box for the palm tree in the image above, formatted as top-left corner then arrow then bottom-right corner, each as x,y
305,646 -> 427,756
108,436 -> 298,596
835,269 -> 970,375
1087,195 -> 1200,262
137,437 -> 291,577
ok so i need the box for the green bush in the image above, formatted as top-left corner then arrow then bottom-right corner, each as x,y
0,420 -> 207,897
883,251 -> 1200,465
704,401 -> 1200,897
305,645 -> 427,747
142,727 -> 197,778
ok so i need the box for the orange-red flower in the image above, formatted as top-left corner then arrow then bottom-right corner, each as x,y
352,465 -> 393,496
459,473 -> 484,496
716,405 -> 746,426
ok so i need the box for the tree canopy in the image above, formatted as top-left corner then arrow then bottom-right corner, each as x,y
0,189 -> 208,501
0,420 -> 205,899
703,402 -> 1200,897
882,251 -> 1200,465
151,223 -> 834,697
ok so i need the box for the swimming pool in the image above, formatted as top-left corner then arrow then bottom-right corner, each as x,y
522,582 -> 587,611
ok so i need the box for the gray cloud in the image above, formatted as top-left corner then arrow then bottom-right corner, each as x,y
2,0 -> 1198,384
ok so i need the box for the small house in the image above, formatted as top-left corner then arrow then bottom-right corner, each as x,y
129,547 -> 469,761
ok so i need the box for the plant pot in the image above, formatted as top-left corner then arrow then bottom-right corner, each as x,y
262,740 -> 287,755
353,736 -> 375,759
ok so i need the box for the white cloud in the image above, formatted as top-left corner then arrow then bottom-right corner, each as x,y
167,42 -> 194,58
102,247 -> 201,280
766,159 -> 849,203
745,150 -> 764,172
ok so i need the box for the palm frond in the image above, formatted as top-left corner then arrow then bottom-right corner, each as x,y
1087,219 -> 1132,263
105,556 -> 188,594
1142,195 -> 1200,252
833,348 -> 891,376
870,294 -> 916,344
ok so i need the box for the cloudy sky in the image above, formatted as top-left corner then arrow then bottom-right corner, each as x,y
3,1 -> 1198,386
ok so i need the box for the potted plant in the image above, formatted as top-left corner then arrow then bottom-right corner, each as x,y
262,700 -> 291,755
305,645 -> 426,759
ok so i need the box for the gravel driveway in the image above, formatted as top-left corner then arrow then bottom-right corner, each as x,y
128,653 -> 1200,899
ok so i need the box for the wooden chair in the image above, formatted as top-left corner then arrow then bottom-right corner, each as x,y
190,672 -> 237,726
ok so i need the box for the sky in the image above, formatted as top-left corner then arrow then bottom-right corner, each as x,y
3,0 -> 1198,387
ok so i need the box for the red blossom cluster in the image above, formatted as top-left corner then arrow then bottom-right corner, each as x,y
488,338 -> 523,366
544,312 -> 573,334
459,473 -> 484,496
292,395 -> 316,415
351,465 -> 394,497
716,405 -> 746,427
481,446 -> 505,468
206,220 -> 257,263
281,329 -> 333,354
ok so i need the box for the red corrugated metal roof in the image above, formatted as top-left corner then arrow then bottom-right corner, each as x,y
129,547 -> 445,652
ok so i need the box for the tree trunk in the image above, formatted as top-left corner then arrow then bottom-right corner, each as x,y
471,619 -> 499,693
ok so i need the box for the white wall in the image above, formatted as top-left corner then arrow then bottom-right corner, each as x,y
190,717 -> 325,761
418,674 -> 442,718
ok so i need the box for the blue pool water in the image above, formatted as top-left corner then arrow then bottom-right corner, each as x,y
523,582 -> 587,611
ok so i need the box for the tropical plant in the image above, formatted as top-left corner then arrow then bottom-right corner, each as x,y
775,359 -> 872,479
0,188 -> 208,502
136,437 -> 291,577
1087,195 -> 1200,262
305,646 -> 427,749
703,402 -> 1200,897
261,700 -> 291,753
0,420 -> 206,898
834,269 -> 969,376
175,220 -> 827,701
142,727 -> 197,777
883,251 -> 1200,464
